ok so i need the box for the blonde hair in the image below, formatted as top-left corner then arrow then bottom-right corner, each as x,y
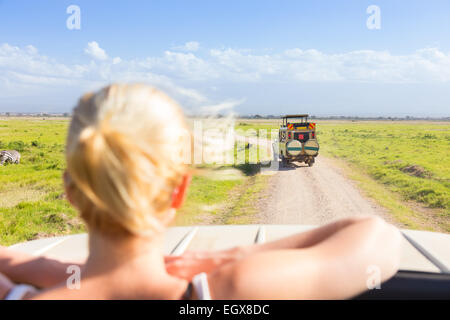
66,84 -> 190,236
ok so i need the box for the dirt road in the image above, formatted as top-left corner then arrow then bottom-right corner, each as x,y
256,156 -> 390,225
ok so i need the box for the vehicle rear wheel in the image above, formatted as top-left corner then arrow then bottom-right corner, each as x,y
280,154 -> 287,167
308,158 -> 315,167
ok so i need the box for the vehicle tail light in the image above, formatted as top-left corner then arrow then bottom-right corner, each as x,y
288,132 -> 292,139
312,132 -> 315,138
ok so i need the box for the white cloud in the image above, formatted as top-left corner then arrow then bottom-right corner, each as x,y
25,45 -> 38,55
1,41 -> 450,115
198,98 -> 246,115
0,43 -> 87,79
174,86 -> 207,103
207,47 -> 450,83
84,41 -> 108,61
173,41 -> 200,52
0,43 -> 210,111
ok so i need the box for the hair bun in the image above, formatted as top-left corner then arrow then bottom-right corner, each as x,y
65,84 -> 190,237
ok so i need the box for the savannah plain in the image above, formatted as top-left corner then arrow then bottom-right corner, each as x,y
0,117 -> 449,245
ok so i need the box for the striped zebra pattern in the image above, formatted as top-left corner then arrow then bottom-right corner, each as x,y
0,150 -> 21,165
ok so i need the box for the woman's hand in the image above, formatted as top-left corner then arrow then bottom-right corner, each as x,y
165,246 -> 250,281
0,272 -> 14,300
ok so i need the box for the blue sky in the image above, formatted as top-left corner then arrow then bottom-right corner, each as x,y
1,0 -> 450,116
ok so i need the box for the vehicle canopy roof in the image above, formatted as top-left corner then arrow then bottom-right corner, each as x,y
282,114 -> 309,125
282,114 -> 309,119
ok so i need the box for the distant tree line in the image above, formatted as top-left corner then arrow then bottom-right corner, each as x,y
1,112 -> 448,121
0,112 -> 71,117
236,114 -> 450,121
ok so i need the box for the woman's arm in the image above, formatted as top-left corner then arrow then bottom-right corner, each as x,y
243,216 -> 366,253
3,219 -> 353,286
0,246 -> 83,288
209,216 -> 402,300
165,217 -> 366,280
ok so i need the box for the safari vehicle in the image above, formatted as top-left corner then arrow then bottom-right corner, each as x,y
278,114 -> 319,167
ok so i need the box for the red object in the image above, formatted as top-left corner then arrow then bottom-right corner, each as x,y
298,134 -> 304,140
288,132 -> 292,139
312,132 -> 315,138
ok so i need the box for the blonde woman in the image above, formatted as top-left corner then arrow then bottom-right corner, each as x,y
0,84 -> 402,299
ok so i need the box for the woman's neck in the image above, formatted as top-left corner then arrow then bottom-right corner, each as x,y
80,230 -> 187,299
84,230 -> 166,275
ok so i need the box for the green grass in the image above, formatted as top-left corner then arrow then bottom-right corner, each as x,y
3,118 -> 447,245
0,118 -> 85,245
317,121 -> 450,231
330,156 -> 445,231
317,122 -> 450,213
222,174 -> 270,224
175,171 -> 245,225
235,121 -> 279,132
0,118 -> 273,245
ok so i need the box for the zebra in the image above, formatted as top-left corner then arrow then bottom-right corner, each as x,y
0,150 -> 21,165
